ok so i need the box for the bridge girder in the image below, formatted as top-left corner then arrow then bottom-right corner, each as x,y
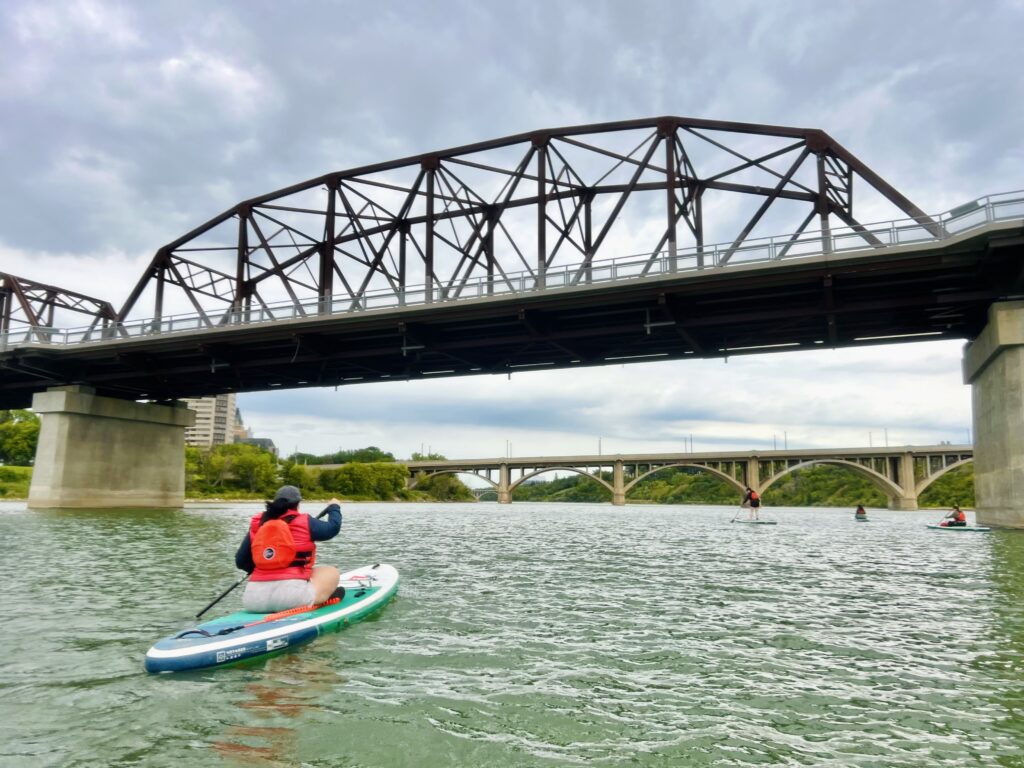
0,272 -> 116,342
115,116 -> 942,328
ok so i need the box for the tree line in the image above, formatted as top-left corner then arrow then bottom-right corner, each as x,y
185,445 -> 474,501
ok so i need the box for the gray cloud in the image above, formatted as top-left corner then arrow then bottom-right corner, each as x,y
1,0 -> 1012,457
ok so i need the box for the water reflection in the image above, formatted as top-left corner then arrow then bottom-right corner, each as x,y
211,656 -> 339,767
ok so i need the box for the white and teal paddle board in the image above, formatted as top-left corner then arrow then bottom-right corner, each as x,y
926,524 -> 991,532
145,563 -> 398,673
732,519 -> 777,525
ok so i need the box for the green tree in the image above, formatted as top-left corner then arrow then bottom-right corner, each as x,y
289,446 -> 396,465
919,463 -> 975,508
0,409 -> 40,465
184,443 -> 279,497
762,465 -> 886,507
220,443 -> 277,492
413,472 -> 473,501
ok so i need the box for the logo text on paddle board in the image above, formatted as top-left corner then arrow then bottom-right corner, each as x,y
267,638 -> 289,651
216,647 -> 247,663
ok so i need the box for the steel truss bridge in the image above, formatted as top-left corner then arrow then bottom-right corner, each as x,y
0,116 -> 1022,408
405,445 -> 974,508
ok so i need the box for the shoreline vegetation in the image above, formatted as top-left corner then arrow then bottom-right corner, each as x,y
0,444 -> 975,508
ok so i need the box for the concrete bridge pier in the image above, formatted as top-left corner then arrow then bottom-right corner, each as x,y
28,385 -> 194,509
612,461 -> 625,506
497,463 -> 511,504
888,453 -> 919,510
964,301 -> 1024,529
745,458 -> 761,498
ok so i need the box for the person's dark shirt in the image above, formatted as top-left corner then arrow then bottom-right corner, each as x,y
235,503 -> 342,573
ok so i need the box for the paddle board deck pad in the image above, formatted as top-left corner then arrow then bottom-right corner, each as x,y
732,519 -> 778,525
145,563 -> 398,673
926,524 -> 991,532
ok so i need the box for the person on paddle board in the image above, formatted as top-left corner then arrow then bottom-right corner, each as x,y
235,485 -> 343,612
855,504 -> 867,519
940,504 -> 967,527
742,486 -> 761,520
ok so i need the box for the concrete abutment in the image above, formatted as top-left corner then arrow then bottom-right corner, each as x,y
964,301 -> 1024,529
28,385 -> 194,509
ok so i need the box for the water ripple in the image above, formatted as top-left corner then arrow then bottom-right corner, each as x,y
0,500 -> 1021,766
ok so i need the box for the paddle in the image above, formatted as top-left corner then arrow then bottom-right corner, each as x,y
195,502 -> 336,620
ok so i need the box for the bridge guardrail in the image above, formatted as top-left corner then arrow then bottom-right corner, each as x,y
2,190 -> 1022,350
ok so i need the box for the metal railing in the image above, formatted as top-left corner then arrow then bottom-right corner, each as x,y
3,190 -> 1022,351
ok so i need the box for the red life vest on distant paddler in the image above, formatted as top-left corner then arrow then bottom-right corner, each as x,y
248,510 -> 315,581
954,509 -> 966,523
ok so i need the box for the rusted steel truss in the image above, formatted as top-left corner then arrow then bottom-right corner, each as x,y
0,273 -> 117,341
116,116 -> 941,326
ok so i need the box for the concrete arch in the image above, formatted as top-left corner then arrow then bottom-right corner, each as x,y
759,459 -> 902,499
623,463 -> 745,496
915,457 -> 973,496
509,467 -> 615,494
408,469 -> 497,490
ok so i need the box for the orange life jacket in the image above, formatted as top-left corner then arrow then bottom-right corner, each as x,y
749,491 -> 759,501
248,511 -> 315,581
954,509 -> 966,523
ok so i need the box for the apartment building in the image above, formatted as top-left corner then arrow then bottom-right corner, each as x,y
183,393 -> 238,448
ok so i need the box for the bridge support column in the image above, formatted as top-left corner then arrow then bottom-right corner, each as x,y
28,385 -> 194,509
888,452 -> 919,510
497,463 -> 511,504
964,301 -> 1024,528
745,459 -> 761,496
612,460 -> 625,506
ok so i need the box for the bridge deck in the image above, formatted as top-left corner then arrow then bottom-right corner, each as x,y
0,216 -> 1021,408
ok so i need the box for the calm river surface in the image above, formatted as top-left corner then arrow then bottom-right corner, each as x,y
2,500 -> 1023,767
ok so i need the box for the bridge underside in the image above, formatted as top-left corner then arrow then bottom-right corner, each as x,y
0,224 -> 1020,408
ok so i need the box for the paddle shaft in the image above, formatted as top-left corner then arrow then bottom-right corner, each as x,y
194,503 -> 335,619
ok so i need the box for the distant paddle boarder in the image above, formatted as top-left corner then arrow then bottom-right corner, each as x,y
939,504 -> 967,528
855,504 -> 868,521
741,486 -> 761,520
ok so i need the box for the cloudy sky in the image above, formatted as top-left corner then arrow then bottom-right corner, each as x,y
2,0 -> 1021,459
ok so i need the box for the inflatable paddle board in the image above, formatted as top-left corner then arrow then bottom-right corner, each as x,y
926,524 -> 991,532
145,563 -> 398,673
732,519 -> 777,525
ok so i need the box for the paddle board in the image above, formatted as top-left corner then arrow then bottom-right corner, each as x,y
145,563 -> 398,673
732,519 -> 777,525
926,524 -> 991,532
855,517 -> 869,522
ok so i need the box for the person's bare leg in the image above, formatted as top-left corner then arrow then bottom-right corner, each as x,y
309,565 -> 341,604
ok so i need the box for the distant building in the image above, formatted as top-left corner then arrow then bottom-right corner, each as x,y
183,394 -> 238,448
236,437 -> 278,457
184,395 -> 276,455
232,406 -> 253,442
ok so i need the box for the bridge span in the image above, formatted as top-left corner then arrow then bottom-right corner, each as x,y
1,117 -> 1020,526
405,445 -> 973,509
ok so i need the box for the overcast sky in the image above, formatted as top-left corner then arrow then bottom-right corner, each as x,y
2,0 -> 1022,459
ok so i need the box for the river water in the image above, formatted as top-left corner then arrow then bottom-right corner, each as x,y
1,500 -> 1022,767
